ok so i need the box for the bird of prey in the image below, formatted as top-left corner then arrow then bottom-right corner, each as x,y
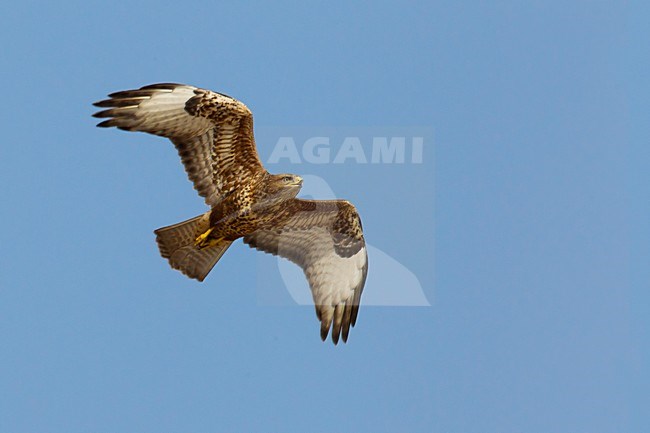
92,83 -> 367,344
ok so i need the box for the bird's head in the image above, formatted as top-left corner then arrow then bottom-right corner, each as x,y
265,173 -> 303,201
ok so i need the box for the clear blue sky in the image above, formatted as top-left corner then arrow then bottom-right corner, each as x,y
0,1 -> 646,432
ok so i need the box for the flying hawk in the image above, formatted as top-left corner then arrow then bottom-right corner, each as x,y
93,83 -> 367,344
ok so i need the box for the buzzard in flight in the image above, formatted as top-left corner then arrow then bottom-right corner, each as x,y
93,83 -> 367,344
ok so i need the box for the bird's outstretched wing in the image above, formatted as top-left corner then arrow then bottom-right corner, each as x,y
243,199 -> 368,344
93,83 -> 265,206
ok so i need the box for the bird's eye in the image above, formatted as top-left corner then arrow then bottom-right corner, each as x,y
283,176 -> 293,182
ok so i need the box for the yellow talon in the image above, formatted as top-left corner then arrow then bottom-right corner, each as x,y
195,227 -> 218,248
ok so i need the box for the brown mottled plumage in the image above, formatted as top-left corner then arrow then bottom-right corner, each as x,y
92,83 -> 367,344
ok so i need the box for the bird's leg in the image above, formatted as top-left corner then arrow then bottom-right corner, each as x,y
195,227 -> 221,248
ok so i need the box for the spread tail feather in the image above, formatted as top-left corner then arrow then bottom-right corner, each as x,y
154,213 -> 232,281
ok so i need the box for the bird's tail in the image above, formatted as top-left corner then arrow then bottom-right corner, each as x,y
154,212 -> 232,282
